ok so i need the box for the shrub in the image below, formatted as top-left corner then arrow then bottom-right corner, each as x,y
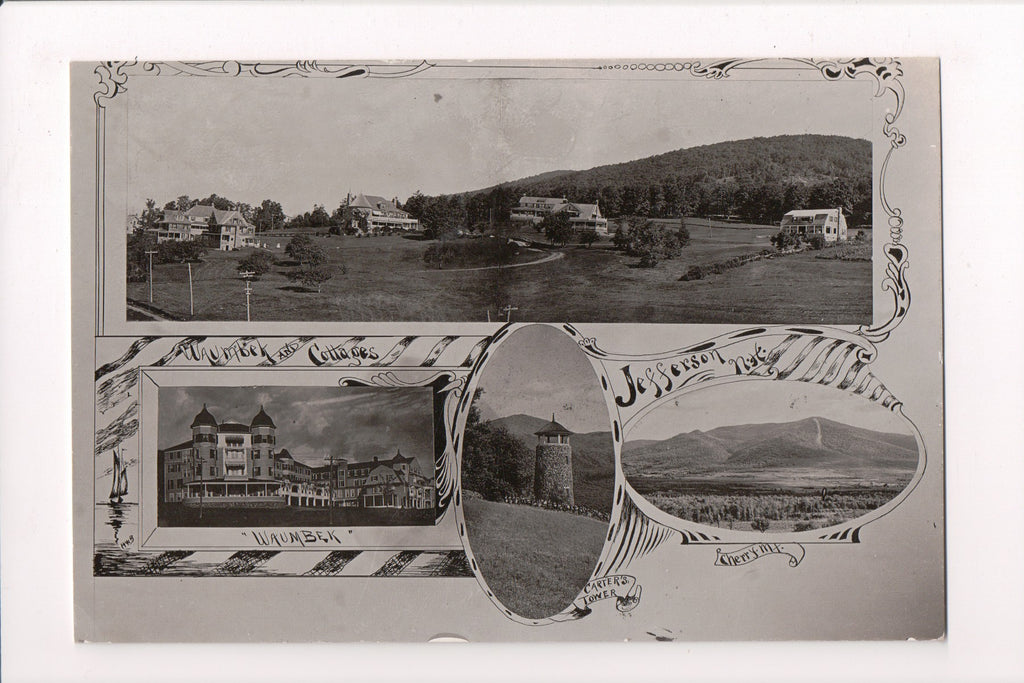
288,264 -> 336,293
680,265 -> 705,281
237,249 -> 276,278
750,518 -> 770,533
156,239 -> 206,264
855,229 -> 868,242
578,228 -> 600,248
770,231 -> 801,251
806,234 -> 826,251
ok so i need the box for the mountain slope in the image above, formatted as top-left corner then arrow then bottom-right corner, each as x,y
447,134 -> 873,226
624,416 -> 917,482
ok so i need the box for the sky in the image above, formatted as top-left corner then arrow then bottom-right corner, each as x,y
474,325 -> 609,434
127,72 -> 872,216
158,386 -> 434,471
626,379 -> 913,442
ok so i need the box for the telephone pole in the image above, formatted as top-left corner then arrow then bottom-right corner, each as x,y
239,270 -> 255,321
501,304 -> 519,322
187,262 -> 194,317
145,250 -> 157,302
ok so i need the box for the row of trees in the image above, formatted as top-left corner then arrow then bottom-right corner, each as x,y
136,194 -> 289,234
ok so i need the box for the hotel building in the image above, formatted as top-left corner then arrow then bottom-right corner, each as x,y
158,404 -> 435,510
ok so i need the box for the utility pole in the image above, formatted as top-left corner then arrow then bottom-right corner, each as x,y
239,270 -> 255,321
145,250 -> 157,302
501,304 -> 519,322
187,262 -> 194,317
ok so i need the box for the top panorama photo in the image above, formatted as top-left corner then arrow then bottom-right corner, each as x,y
124,65 -> 875,324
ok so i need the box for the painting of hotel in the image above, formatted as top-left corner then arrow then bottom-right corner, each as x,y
156,386 -> 436,526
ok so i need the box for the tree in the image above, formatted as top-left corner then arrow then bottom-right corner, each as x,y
289,264 -> 334,293
460,390 -> 533,501
540,211 -> 574,247
174,195 -> 194,212
421,196 -> 467,268
751,519 -> 770,533
237,249 -> 276,279
126,231 -> 157,282
614,219 -> 688,267
285,234 -> 326,268
254,199 -> 285,233
140,199 -> 161,233
578,228 -> 600,248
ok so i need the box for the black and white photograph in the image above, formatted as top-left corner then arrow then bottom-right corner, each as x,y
154,386 -> 436,527
622,380 -> 920,533
460,324 -> 615,620
122,67 -> 874,324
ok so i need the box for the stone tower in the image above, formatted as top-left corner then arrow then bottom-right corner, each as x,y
534,413 -> 574,505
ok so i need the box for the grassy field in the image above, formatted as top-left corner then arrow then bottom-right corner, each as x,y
127,226 -> 872,323
463,498 -> 608,619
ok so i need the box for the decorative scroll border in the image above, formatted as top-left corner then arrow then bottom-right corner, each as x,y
564,322 -> 928,556
93,57 -> 907,336
93,334 -> 489,576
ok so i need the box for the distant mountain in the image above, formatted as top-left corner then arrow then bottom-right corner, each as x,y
489,414 -> 615,513
443,134 -> 873,227
624,416 -> 917,481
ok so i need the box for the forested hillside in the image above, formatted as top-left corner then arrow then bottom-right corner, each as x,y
405,134 -> 872,229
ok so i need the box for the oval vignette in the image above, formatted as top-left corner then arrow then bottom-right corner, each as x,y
621,380 -> 921,533
460,324 -> 614,620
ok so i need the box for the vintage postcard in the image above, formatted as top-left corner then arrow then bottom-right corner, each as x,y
72,58 -> 944,641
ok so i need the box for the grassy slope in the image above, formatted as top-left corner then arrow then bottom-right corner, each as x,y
127,230 -> 871,323
463,498 -> 608,619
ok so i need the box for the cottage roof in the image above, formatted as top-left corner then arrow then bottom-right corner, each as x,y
565,202 -> 601,219
783,208 -> 842,217
535,414 -> 573,437
185,205 -> 254,228
519,196 -> 566,206
190,403 -> 218,428
250,405 -> 276,429
275,449 -> 294,461
350,193 -> 402,212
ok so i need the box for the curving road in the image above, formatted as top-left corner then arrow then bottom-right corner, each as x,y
422,248 -> 565,273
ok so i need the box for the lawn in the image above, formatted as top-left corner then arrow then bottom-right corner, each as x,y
127,227 -> 872,323
462,497 -> 608,619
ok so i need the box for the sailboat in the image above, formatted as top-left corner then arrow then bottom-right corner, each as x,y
109,447 -> 129,504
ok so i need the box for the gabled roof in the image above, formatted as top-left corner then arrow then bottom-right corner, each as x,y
390,448 -> 414,464
564,202 -> 602,219
535,413 -> 573,437
218,422 -> 250,434
190,403 -> 218,428
275,449 -> 294,460
349,193 -> 402,212
250,405 -> 276,429
185,205 -> 254,228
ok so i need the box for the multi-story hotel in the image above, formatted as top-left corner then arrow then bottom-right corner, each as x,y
158,404 -> 435,510
509,196 -> 609,234
342,193 -> 420,234
779,208 -> 849,242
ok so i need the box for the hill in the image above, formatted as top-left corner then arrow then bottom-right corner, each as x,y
623,416 -> 917,482
433,134 -> 872,229
489,414 -> 615,513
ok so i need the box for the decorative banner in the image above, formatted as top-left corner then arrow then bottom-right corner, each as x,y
715,543 -> 805,568
573,575 -> 642,613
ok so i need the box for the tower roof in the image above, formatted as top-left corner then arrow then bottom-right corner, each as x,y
250,405 -> 276,429
390,448 -> 414,464
534,413 -> 573,437
190,403 -> 218,428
